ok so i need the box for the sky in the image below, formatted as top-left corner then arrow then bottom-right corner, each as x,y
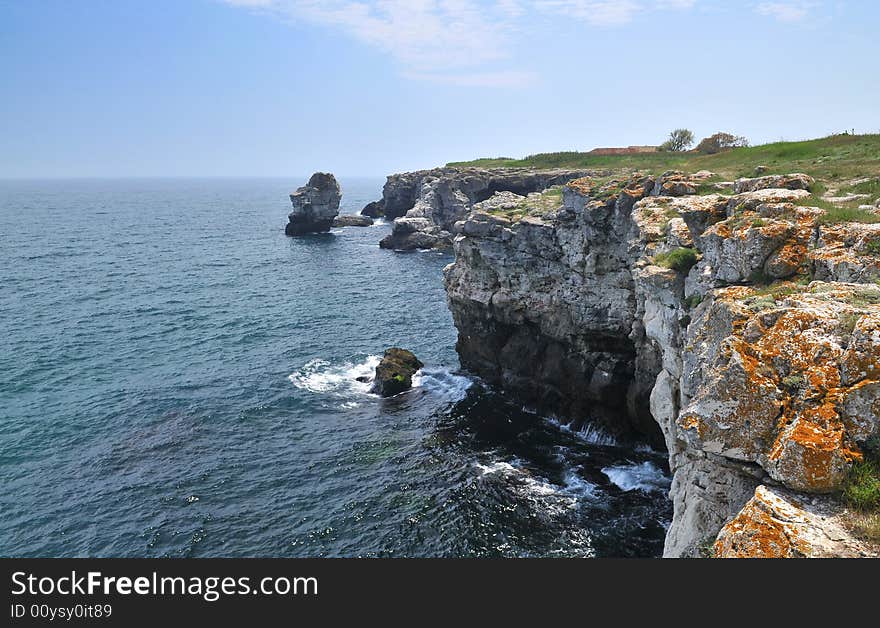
0,0 -> 877,178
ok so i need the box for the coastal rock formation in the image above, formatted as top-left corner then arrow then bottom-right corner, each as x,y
713,485 -> 872,557
333,214 -> 374,227
285,172 -> 341,236
360,201 -> 384,219
444,169 -> 880,557
733,173 -> 815,194
370,348 -> 424,397
366,167 -> 595,250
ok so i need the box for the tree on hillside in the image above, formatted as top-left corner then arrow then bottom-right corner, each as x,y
660,128 -> 695,152
696,132 -> 749,154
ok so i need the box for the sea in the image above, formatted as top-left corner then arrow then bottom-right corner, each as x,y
0,177 -> 671,557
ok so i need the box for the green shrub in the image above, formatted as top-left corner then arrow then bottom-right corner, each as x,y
843,458 -> 880,511
654,247 -> 698,273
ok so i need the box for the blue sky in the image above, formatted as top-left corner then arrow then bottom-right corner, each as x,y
1,0 -> 877,177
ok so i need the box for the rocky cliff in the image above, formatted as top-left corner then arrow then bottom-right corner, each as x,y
286,172 -> 341,236
362,167 -> 596,250
444,169 -> 880,557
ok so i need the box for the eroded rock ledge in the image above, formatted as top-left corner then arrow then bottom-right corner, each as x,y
443,169 -> 880,557
362,167 -> 597,250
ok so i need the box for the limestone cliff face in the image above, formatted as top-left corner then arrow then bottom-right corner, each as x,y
363,167 -> 596,250
444,170 -> 880,557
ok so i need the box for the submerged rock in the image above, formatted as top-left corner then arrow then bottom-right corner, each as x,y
285,172 -> 341,236
370,348 -> 424,397
333,214 -> 373,227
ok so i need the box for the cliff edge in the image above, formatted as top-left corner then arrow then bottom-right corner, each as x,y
444,168 -> 880,557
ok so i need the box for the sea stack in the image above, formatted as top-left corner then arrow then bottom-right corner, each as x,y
285,172 -> 342,236
370,348 -> 424,397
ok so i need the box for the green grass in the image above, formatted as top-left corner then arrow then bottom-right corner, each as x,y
835,178 -> 880,198
482,185 -> 565,221
817,205 -> 880,225
840,442 -> 880,545
843,458 -> 880,511
447,134 -> 880,183
792,192 -> 880,224
653,247 -> 698,273
848,512 -> 880,544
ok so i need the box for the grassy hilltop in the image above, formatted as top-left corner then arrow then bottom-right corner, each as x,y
447,133 -> 880,188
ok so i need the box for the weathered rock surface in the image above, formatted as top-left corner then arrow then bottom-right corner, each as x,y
733,173 -> 815,194
333,214 -> 374,227
370,348 -> 424,397
360,201 -> 384,218
285,173 -> 341,236
443,169 -> 880,558
714,485 -> 873,557
370,167 -> 595,250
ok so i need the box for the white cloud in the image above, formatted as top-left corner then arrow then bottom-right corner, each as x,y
222,1 -> 512,71
657,0 -> 696,8
403,69 -> 539,88
221,0 -> 701,86
535,1 -> 642,26
755,2 -> 812,22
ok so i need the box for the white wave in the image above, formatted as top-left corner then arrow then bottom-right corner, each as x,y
602,461 -> 670,494
560,471 -> 600,500
288,355 -> 380,396
475,458 -> 523,477
412,367 -> 473,401
475,458 -> 598,514
544,417 -> 619,447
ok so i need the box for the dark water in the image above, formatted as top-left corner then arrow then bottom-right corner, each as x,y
0,178 -> 671,557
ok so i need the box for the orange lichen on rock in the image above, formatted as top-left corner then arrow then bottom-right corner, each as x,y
714,486 -> 811,557
714,485 -> 868,558
565,177 -> 594,196
679,285 -> 879,493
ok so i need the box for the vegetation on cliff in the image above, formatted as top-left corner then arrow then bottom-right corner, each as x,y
448,133 -> 880,184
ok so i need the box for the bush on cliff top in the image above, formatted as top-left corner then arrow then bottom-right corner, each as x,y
653,247 -> 698,273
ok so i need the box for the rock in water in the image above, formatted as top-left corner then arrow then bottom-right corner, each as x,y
333,214 -> 373,227
370,348 -> 424,397
360,201 -> 385,218
285,172 -> 341,236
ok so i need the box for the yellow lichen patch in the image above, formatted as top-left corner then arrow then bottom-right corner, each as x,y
679,413 -> 704,439
565,177 -> 594,196
714,487 -> 812,558
683,285 -> 879,493
766,413 -> 861,492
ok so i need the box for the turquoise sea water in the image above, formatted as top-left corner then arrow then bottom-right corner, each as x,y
0,178 -> 671,557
